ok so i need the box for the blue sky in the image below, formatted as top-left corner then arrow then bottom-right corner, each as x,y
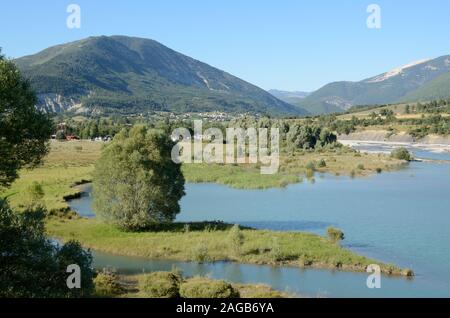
1,0 -> 450,91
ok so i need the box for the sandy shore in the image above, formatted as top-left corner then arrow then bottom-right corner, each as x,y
339,139 -> 450,154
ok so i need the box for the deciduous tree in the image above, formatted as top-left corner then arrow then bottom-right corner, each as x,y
93,125 -> 185,231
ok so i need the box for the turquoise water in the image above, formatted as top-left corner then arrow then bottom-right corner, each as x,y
69,147 -> 450,297
92,251 -> 418,298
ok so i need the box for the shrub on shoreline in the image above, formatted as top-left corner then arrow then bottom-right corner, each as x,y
327,227 -> 345,244
179,277 -> 240,298
391,147 -> 413,161
318,159 -> 327,168
192,243 -> 210,263
228,224 -> 244,257
94,269 -> 124,297
140,271 -> 181,298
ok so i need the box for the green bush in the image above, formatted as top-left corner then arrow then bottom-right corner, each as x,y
391,147 -> 412,161
0,201 -> 94,298
327,227 -> 345,244
192,243 -> 210,263
305,161 -> 316,171
318,159 -> 327,168
401,268 -> 415,277
140,271 -> 181,298
179,277 -> 240,298
357,163 -> 365,170
94,269 -> 124,297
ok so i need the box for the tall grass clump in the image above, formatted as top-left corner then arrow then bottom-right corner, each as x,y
228,224 -> 244,257
94,269 -> 124,297
179,277 -> 240,298
317,159 -> 327,168
269,238 -> 283,262
25,181 -> 45,208
140,271 -> 181,298
327,227 -> 345,244
191,243 -> 210,263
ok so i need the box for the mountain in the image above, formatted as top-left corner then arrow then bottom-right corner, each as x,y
15,36 -> 307,116
295,55 -> 450,114
268,89 -> 309,103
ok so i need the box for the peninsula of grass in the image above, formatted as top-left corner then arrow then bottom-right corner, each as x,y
46,217 -> 411,277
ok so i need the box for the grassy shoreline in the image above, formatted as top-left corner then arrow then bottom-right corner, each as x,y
3,141 -> 407,211
115,273 -> 293,298
182,152 -> 407,189
47,217 -> 411,277
2,141 -> 102,212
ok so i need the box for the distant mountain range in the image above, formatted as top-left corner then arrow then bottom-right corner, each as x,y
288,55 -> 450,115
268,90 -> 309,104
15,36 -> 307,116
16,36 -> 450,117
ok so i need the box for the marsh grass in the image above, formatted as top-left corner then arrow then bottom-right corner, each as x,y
94,269 -> 125,297
47,217 -> 405,276
182,148 -> 405,189
2,141 -> 102,211
2,140 -> 405,211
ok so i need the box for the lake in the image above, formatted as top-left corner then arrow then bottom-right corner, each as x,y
69,144 -> 450,297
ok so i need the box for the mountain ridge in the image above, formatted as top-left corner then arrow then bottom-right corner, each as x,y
268,90 -> 309,107
15,35 -> 308,116
294,55 -> 450,115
